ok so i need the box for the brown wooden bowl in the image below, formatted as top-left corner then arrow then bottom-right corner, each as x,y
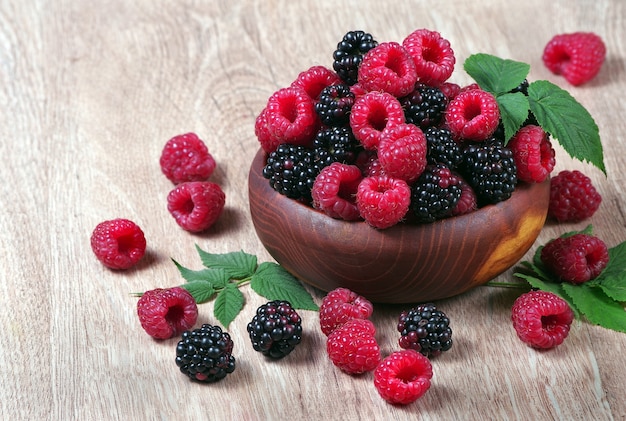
248,148 -> 550,304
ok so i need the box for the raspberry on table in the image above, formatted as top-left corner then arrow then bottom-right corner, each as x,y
507,125 -> 556,183
312,125 -> 362,167
291,65 -> 342,102
542,32 -> 606,86
90,218 -> 146,270
424,126 -> 463,170
373,349 -> 433,405
397,303 -> 453,357
167,181 -> 226,232
378,123 -> 427,183
137,287 -> 198,340
160,133 -> 217,184
400,84 -> 448,129
319,287 -> 374,336
263,143 -> 323,202
548,170 -> 602,222
445,88 -> 500,141
311,163 -> 363,221
540,233 -> 609,284
247,300 -> 303,359
356,175 -> 411,229
175,324 -> 236,382
326,319 -> 381,374
357,42 -> 417,98
349,91 -> 405,150
333,30 -> 379,86
511,290 -> 575,349
402,28 -> 455,85
265,86 -> 319,148
410,164 -> 462,223
314,84 -> 355,127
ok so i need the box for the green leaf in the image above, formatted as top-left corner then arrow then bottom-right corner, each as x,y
496,92 -> 530,142
464,53 -> 530,95
172,258 -> 230,287
562,283 -> 626,333
594,242 -> 626,301
528,80 -> 605,174
214,283 -> 245,328
250,262 -> 319,311
195,246 -> 258,279
180,281 -> 216,304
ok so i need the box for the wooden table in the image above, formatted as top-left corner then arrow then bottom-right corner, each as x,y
2,0 -> 625,419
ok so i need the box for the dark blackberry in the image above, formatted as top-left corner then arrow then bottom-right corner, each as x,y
397,303 -> 453,358
461,138 -> 518,205
175,324 -> 236,383
410,164 -> 462,223
313,126 -> 362,166
247,300 -> 303,359
424,127 -> 463,169
315,84 -> 355,127
262,143 -> 323,202
333,30 -> 378,85
400,84 -> 448,129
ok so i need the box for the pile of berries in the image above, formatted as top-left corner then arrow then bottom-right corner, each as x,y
255,28 -> 560,229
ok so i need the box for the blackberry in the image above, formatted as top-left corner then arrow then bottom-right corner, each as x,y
333,30 -> 378,85
263,143 -> 323,202
410,164 -> 462,223
461,138 -> 518,206
397,303 -> 452,358
424,127 -> 463,170
313,126 -> 362,166
510,78 -> 530,95
175,324 -> 236,383
247,300 -> 303,359
400,84 -> 448,129
315,84 -> 355,127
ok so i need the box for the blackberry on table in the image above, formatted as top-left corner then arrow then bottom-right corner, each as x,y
175,324 -> 236,383
313,126 -> 362,166
315,84 -> 355,127
400,84 -> 448,129
263,143 -> 323,202
247,300 -> 303,359
397,303 -> 453,358
410,164 -> 462,223
333,30 -> 378,85
424,127 -> 463,170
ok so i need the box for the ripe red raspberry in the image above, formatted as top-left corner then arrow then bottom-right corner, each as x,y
378,123 -> 427,183
350,91 -> 405,150
311,163 -> 363,221
542,32 -> 606,86
511,290 -> 574,349
167,181 -> 225,232
357,42 -> 417,98
291,65 -> 341,102
356,175 -> 411,229
137,287 -> 198,340
90,218 -> 146,270
445,88 -> 500,141
319,287 -> 374,336
548,170 -> 602,222
265,86 -> 319,147
326,319 -> 381,374
373,349 -> 433,405
507,125 -> 556,183
540,233 -> 609,284
160,133 -> 216,184
402,28 -> 455,85
450,177 -> 477,216
255,107 -> 281,154
437,81 -> 461,101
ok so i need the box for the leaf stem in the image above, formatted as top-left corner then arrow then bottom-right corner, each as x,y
484,281 -> 529,289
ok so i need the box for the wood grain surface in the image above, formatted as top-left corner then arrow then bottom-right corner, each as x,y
1,0 -> 624,419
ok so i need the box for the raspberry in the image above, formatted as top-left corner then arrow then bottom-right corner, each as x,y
137,287 -> 198,340
319,287 -> 374,336
312,126 -> 362,166
326,319 -> 381,374
314,84 -> 355,127
402,28 -> 455,85
333,30 -> 379,86
247,300 -> 303,359
410,164 -> 462,223
357,42 -> 417,98
437,81 -> 461,101
450,177 -> 477,217
511,290 -> 575,349
507,125 -> 556,183
378,123 -> 427,183
397,303 -> 453,357
255,107 -> 281,154
175,324 -> 236,382
265,86 -> 319,148
167,181 -> 225,232
159,133 -> 216,184
548,170 -> 602,222
400,84 -> 448,129
349,91 -> 405,150
540,233 -> 609,284
424,126 -> 463,170
90,218 -> 146,270
311,163 -> 362,221
263,143 -> 323,202
373,349 -> 433,405
291,65 -> 342,102
542,32 -> 606,86
445,88 -> 500,141
355,150 -> 385,178
356,175 -> 411,229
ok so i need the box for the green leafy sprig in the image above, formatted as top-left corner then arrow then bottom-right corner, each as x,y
464,53 -> 605,174
173,246 -> 318,328
513,225 -> 626,333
